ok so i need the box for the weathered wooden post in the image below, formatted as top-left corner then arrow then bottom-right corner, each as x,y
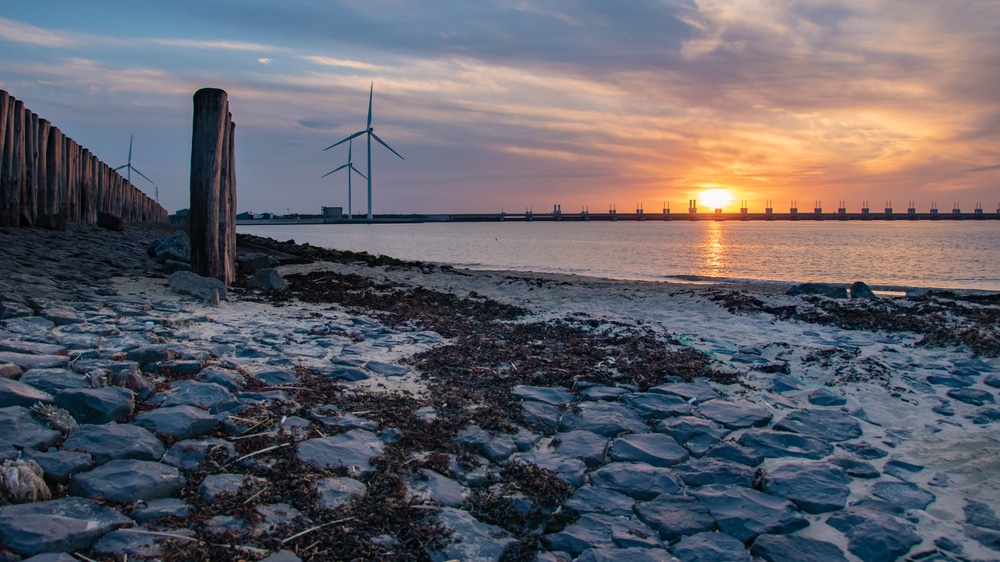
36,118 -> 49,217
0,99 -> 25,227
189,88 -> 236,284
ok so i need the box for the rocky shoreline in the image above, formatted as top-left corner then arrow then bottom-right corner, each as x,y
1,223 -> 999,561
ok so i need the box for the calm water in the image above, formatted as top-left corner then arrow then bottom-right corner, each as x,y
239,221 -> 1000,291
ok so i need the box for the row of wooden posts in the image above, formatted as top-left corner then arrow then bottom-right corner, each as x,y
0,89 -> 168,228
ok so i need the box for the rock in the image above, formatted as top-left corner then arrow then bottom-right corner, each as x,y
364,361 -> 409,377
620,392 -> 692,419
946,388 -> 995,406
54,386 -> 134,424
785,283 -> 848,298
985,373 -> 1000,388
763,462 -> 850,513
512,385 -> 574,405
551,430 -> 610,467
558,401 -> 649,437
883,459 -> 924,481
96,212 -> 125,231
61,423 -> 165,465
0,362 -> 21,379
648,381 -> 721,403
413,469 -> 466,507
511,451 -> 587,487
153,230 -> 191,262
315,477 -> 367,510
542,512 -> 664,555
253,366 -> 297,386
20,449 -> 93,485
671,457 -> 754,488
297,429 -> 385,474
454,425 -> 517,461
706,442 -> 764,467
0,339 -> 68,356
671,531 -> 750,562
34,214 -> 66,230
634,494 -> 716,541
693,485 -> 809,544
772,409 -> 862,442
965,499 -> 1000,531
316,365 -> 370,381
134,405 -> 220,440
131,498 -> 191,524
168,271 -> 226,301
737,430 -> 833,460
563,485 -> 635,518
828,456 -> 880,478
521,400 -> 562,432
0,496 -> 132,555
198,473 -> 245,501
871,481 -> 936,510
428,507 -> 515,562
236,252 -> 278,274
162,438 -> 237,471
577,548 -> 680,562
0,377 -> 54,408
610,433 -> 689,467
697,401 -> 772,429
750,534 -> 849,562
808,387 -> 847,406
68,460 -> 185,504
965,525 -> 1000,552
836,441 -> 888,460
260,551 -> 302,562
126,344 -> 180,367
926,373 -> 975,388
588,462 -> 684,500
655,417 -> 729,457
849,282 -> 878,299
18,368 -> 89,394
247,268 -> 288,290
160,380 -> 238,413
0,351 -> 68,371
578,385 -> 629,401
826,504 -> 921,562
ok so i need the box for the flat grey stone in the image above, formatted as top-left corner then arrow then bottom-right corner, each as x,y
365,360 -> 409,377
828,456 -> 880,478
69,459 -> 185,503
196,367 -> 245,390
871,481 -> 936,510
750,534 -> 849,562
61,423 -> 165,465
671,531 -> 750,562
693,484 -> 809,543
610,433 -> 689,467
91,527 -> 196,559
656,416 -> 729,457
168,271 -> 226,301
512,385 -> 574,405
134,405 -> 220,439
737,430 -> 834,460
54,386 -> 134,425
521,400 -> 562,432
428,507 -> 515,562
883,459 -> 924,481
20,449 -> 94,485
0,351 -> 69,370
773,409 -> 862,442
808,387 -> 847,406
454,425 -> 516,461
297,429 -> 385,474
621,392 -> 692,419
966,499 -> 1000,531
563,485 -> 636,518
577,548 -> 680,562
578,385 -> 629,401
836,441 -> 888,460
542,512 -> 664,555
247,268 -> 288,290
415,469 -> 466,508
316,365 -> 369,381
162,438 -> 238,471
0,405 -> 63,450
763,462 -> 850,513
826,505 -> 921,562
131,498 -> 191,523
588,461 -> 683,500
552,430 -> 609,467
559,401 -> 649,437
254,366 -> 297,386
706,442 -> 764,467
697,401 -> 772,429
0,339 -> 68,356
786,283 -> 847,298
927,374 -> 975,388
511,450 -> 587,487
635,494 -> 716,541
648,381 -> 721,403
0,496 -> 132,555
315,477 -> 367,510
672,457 -> 754,488
159,380 -> 238,413
946,388 -> 995,406
18,368 -> 89,394
199,473 -> 245,501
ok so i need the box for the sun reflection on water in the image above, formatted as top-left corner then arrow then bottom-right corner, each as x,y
699,221 -> 728,276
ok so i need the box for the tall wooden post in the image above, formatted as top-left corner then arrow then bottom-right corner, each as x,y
190,88 -> 235,284
0,99 -> 24,227
36,118 -> 49,216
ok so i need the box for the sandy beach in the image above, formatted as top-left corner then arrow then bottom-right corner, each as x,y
1,223 -> 999,561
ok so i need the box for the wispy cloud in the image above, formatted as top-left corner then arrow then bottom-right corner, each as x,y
151,38 -> 278,52
0,16 -> 75,47
301,56 -> 386,71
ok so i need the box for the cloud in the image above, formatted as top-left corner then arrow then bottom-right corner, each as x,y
150,38 -> 278,52
297,119 -> 339,130
301,56 -> 385,71
0,16 -> 75,47
258,58 -> 272,65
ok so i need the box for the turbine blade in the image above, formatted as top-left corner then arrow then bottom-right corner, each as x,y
367,83 -> 373,129
322,163 -> 350,178
114,164 -> 128,171
350,165 -> 367,180
347,140 -> 353,162
370,132 -> 404,160
128,134 -> 133,163
324,131 -> 365,151
130,166 -> 154,184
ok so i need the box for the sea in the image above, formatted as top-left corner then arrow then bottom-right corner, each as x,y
238,220 -> 1000,292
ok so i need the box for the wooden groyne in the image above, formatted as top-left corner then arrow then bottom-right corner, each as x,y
0,89 -> 168,228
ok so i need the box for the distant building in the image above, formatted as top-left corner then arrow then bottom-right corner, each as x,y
236,211 -> 254,221
322,206 -> 344,220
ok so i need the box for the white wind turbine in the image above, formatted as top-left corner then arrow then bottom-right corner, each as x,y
324,84 -> 403,220
114,134 -> 154,186
322,138 -> 366,220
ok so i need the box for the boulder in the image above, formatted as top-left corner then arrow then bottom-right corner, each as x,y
247,268 -> 288,291
849,282 -> 878,299
785,283 -> 848,298
54,386 -> 134,425
236,252 -> 279,274
69,459 -> 186,503
134,405 -> 220,440
0,496 -> 131,555
61,423 -> 164,465
96,212 -> 125,231
168,271 -> 226,301
34,214 -> 66,231
153,230 -> 191,263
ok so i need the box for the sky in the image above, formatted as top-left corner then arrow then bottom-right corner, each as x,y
2,1 -> 998,216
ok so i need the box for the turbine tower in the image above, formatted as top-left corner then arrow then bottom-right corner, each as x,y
322,139 -> 366,220
114,134 -> 154,186
325,84 -> 403,220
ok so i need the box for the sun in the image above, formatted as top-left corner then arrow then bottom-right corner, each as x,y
700,188 -> 734,211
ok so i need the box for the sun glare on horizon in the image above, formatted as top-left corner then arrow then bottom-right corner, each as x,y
699,188 -> 734,211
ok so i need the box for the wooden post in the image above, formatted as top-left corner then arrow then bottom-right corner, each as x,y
189,87 -> 234,284
219,114 -> 236,283
0,91 -> 8,182
46,126 -> 62,218
36,118 -> 49,216
22,111 -> 37,226
0,99 -> 25,227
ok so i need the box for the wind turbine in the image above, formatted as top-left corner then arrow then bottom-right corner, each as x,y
324,84 -> 403,220
114,134 -> 154,186
322,138 -> 366,220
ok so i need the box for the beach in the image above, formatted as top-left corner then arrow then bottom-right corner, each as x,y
1,222 -> 999,561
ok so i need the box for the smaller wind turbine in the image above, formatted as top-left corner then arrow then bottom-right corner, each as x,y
322,139 -> 367,220
115,135 -> 154,186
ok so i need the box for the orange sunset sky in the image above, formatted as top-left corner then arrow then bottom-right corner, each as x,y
2,1 -> 998,215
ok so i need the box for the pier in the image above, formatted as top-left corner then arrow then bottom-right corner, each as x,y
445,210 -> 1000,222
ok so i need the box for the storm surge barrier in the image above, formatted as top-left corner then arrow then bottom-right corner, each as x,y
0,89 -> 168,228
